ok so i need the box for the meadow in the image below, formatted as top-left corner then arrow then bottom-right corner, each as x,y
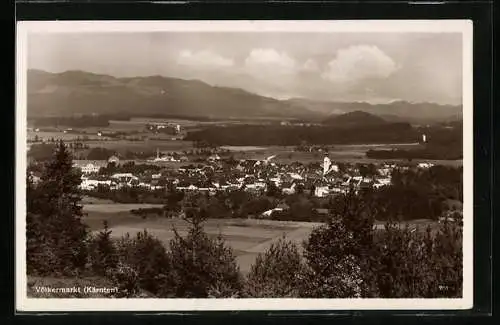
27,130 -> 107,141
225,144 -> 462,166
82,203 -> 439,274
83,204 -> 321,274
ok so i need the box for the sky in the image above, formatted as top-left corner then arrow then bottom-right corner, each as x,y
27,32 -> 463,105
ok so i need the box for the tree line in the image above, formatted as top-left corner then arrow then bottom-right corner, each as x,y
367,126 -> 463,160
26,141 -> 463,298
185,123 -> 418,146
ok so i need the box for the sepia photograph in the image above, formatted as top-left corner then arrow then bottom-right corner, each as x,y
16,20 -> 473,311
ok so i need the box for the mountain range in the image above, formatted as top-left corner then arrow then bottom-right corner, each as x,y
286,98 -> 463,124
27,70 -> 462,124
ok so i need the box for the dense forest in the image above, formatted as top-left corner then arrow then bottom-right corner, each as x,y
367,125 -> 463,160
185,123 -> 418,146
366,146 -> 462,160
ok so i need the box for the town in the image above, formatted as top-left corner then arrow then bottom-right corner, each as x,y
66,154 -> 432,195
28,148 -> 437,219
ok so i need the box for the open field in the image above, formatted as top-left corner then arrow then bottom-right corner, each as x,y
83,203 -> 165,213
82,139 -> 193,152
83,208 -> 322,274
226,144 -> 462,166
27,130 -> 110,141
220,146 -> 268,152
81,196 -> 116,205
83,205 -> 438,274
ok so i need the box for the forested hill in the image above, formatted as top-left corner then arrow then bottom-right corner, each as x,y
27,70 -> 317,120
323,111 -> 388,127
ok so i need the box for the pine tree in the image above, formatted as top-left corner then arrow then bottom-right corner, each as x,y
26,173 -> 58,275
90,220 -> 118,276
163,193 -> 242,298
300,191 -> 375,298
31,140 -> 89,275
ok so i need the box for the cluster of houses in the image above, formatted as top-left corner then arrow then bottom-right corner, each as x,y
24,144 -> 439,197
66,151 -> 438,197
145,122 -> 182,136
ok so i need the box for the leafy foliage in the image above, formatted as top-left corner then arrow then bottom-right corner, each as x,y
106,262 -> 141,298
114,230 -> 170,296
244,237 -> 305,297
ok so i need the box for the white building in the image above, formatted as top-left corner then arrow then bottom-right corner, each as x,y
73,160 -> 107,174
110,173 -> 139,185
417,162 -> 434,169
314,186 -> 330,197
108,155 -> 120,165
208,154 -> 221,162
373,177 -> 392,189
282,183 -> 296,195
260,208 -> 284,218
323,157 -> 331,176
288,172 -> 303,180
79,179 -> 115,190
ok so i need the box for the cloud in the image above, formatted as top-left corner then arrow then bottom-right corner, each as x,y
322,45 -> 398,84
244,48 -> 297,76
301,59 -> 319,72
176,50 -> 234,68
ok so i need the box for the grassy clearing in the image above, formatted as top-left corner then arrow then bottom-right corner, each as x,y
83,139 -> 193,153
83,203 -> 164,213
220,146 -> 268,152
83,208 -> 439,274
83,211 -> 145,231
81,196 -> 116,205
83,210 -> 316,273
228,144 -> 461,166
28,131 -> 106,141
